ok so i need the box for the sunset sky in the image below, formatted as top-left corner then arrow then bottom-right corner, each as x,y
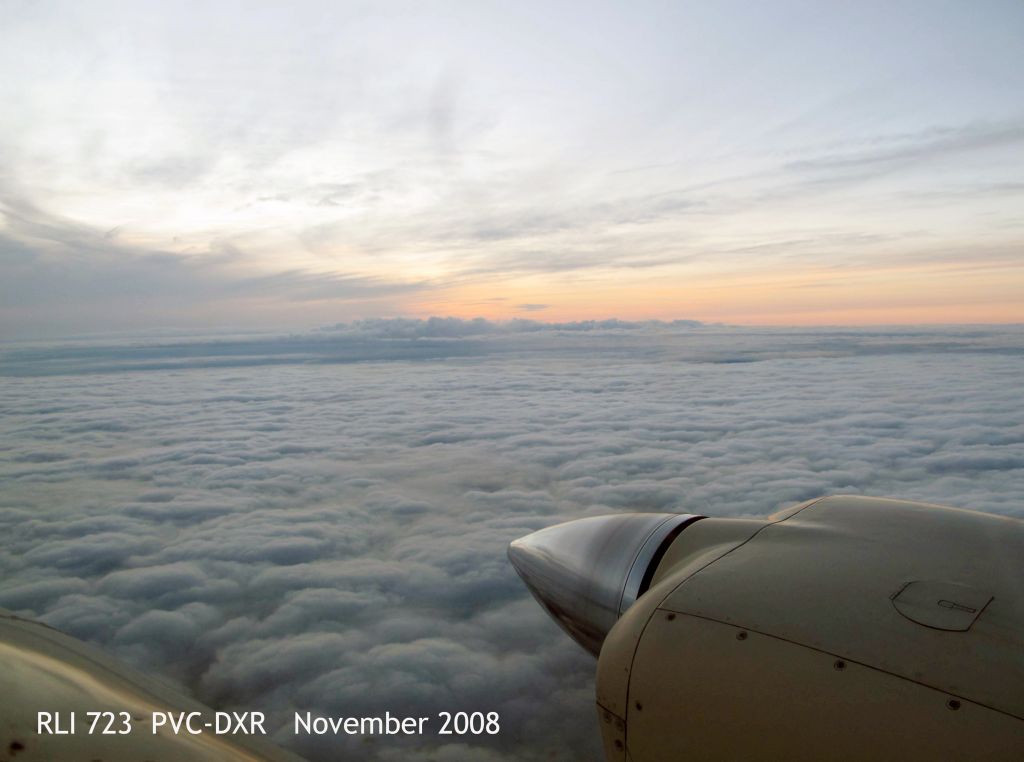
2,0 -> 1023,337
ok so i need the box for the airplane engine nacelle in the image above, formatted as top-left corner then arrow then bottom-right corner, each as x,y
509,496 -> 1024,761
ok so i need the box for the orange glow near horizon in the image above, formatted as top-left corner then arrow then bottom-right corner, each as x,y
405,257 -> 1024,327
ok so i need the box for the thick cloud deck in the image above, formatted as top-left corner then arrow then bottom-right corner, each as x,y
1,323 -> 1023,760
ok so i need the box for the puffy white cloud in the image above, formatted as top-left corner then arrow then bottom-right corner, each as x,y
1,322 -> 1023,760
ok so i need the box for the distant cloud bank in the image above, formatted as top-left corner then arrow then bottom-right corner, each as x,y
5,319 -> 1022,377
315,316 -> 707,336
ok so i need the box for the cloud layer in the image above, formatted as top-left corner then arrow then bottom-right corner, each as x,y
2,324 -> 1023,760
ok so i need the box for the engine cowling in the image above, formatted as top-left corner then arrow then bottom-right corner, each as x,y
510,496 -> 1024,761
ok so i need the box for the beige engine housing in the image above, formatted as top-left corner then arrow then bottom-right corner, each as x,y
595,496 -> 1024,761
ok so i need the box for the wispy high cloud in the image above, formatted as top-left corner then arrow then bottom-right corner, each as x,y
3,3 -> 1023,329
0,195 -> 430,337
785,122 -> 1024,175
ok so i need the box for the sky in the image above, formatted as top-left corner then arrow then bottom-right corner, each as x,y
2,323 -> 1023,761
2,1 -> 1023,338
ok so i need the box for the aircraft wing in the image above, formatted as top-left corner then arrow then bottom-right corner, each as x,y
0,608 -> 303,761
